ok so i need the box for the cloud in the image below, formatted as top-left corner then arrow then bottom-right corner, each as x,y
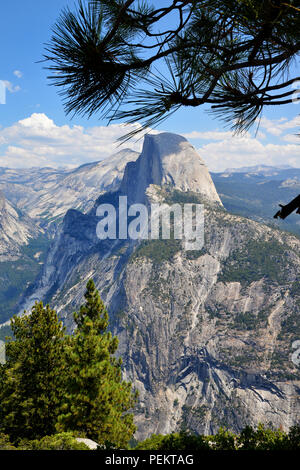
260,115 -> 300,136
13,70 -> 23,79
282,133 -> 300,143
0,112 -> 299,171
198,134 -> 300,171
184,115 -> 300,171
0,113 -> 146,168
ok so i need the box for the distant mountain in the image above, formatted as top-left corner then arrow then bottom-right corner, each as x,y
17,133 -> 300,439
211,166 -> 300,237
0,149 -> 139,225
0,149 -> 139,323
223,164 -> 296,175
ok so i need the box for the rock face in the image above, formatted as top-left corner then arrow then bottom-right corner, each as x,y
120,133 -> 221,204
0,191 -> 42,262
0,191 -> 47,323
0,149 -> 139,224
17,132 -> 300,439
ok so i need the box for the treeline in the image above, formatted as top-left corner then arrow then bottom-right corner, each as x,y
2,425 -> 300,451
135,425 -> 300,451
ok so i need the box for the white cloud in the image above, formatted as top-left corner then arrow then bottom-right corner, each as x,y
13,70 -> 23,79
185,115 -> 300,171
198,134 -> 300,171
282,133 -> 300,143
0,112 -> 299,171
260,115 -> 300,136
0,113 -> 146,168
256,131 -> 266,140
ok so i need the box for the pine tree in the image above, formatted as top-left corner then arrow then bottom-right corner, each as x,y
57,279 -> 138,448
0,302 -> 66,442
44,1 -> 300,139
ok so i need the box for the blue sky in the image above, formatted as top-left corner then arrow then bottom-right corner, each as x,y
0,0 -> 299,171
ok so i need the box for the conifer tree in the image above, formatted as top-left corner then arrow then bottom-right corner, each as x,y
0,302 -> 66,441
45,0 -> 300,139
57,279 -> 138,448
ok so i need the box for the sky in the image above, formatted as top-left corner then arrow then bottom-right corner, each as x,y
0,0 -> 299,172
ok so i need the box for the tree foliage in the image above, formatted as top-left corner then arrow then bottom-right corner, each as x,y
45,0 -> 300,139
134,431 -> 210,450
0,281 -> 137,448
135,424 -> 300,450
0,433 -> 17,450
20,432 -> 90,450
0,302 -> 66,442
237,423 -> 287,450
57,279 -> 138,448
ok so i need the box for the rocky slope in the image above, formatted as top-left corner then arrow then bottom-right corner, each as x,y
0,149 -> 140,322
0,149 -> 139,225
15,133 -> 300,438
0,192 -> 48,323
0,191 -> 42,262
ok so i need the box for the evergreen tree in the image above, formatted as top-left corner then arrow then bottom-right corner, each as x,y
45,0 -> 300,139
57,279 -> 138,448
0,302 -> 66,442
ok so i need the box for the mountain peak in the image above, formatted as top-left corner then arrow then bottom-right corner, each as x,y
143,132 -> 187,154
120,132 -> 222,204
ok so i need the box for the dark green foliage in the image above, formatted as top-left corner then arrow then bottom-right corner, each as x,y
280,312 -> 300,338
233,312 -> 259,331
0,302 -> 66,442
132,239 -> 181,264
0,261 -> 41,324
287,425 -> 300,450
3,425 -> 300,451
290,281 -> 300,298
57,279 -> 138,448
185,250 -> 206,260
136,424 -> 300,451
20,234 -> 50,262
162,188 -> 204,206
219,239 -> 287,284
210,428 -> 236,450
237,424 -> 287,450
135,431 -> 210,451
19,432 -> 90,450
0,433 -> 17,450
0,431 -> 90,450
0,281 -> 138,448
